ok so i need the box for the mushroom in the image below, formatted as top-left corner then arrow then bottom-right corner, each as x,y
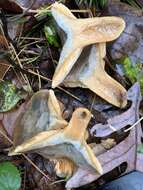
51,2 -> 127,108
9,90 -> 103,176
64,44 -> 127,108
11,89 -> 67,149
54,158 -> 76,178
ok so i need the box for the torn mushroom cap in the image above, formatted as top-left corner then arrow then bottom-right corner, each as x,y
64,44 -> 127,108
9,107 -> 103,175
51,2 -> 125,89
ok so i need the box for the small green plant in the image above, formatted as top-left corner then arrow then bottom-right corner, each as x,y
117,56 -> 143,94
0,162 -> 21,190
44,24 -> 60,47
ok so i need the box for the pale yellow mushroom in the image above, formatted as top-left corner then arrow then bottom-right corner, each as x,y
51,2 -> 127,108
64,44 -> 127,108
54,158 -> 76,178
9,107 -> 103,175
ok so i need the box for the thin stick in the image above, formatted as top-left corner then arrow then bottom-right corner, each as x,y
124,116 -> 143,132
28,69 -> 82,102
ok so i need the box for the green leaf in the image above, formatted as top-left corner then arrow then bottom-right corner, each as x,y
137,144 -> 143,154
0,81 -> 23,112
44,24 -> 60,47
0,162 -> 21,190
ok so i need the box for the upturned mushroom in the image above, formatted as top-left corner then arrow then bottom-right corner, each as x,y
64,44 -> 127,108
51,2 -> 127,108
9,90 -> 103,176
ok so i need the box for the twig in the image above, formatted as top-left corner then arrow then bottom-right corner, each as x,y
27,69 -> 82,102
124,116 -> 143,132
50,179 -> 66,185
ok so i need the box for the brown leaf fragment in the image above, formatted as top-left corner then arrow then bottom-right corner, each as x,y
0,101 -> 27,137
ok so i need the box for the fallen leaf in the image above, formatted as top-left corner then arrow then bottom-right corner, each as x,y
107,0 -> 143,65
0,101 -> 27,137
0,0 -> 55,13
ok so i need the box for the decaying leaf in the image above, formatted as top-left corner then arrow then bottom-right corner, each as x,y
0,81 -> 24,112
0,101 -> 27,137
107,0 -> 143,65
51,3 -> 127,108
0,0 -> 54,13
9,90 -> 103,177
66,83 -> 143,188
